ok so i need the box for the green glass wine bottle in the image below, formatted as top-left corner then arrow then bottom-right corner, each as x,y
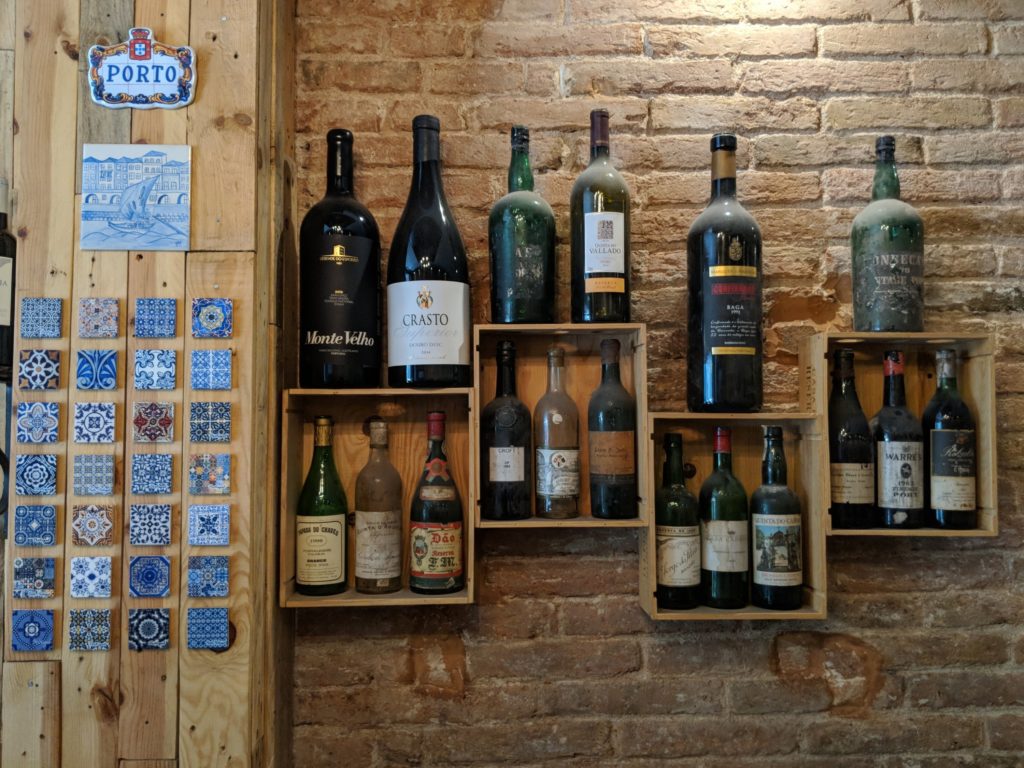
699,427 -> 749,609
655,433 -> 700,610
295,416 -> 348,596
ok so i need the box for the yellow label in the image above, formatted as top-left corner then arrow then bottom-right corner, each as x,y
709,265 -> 757,278
585,277 -> 625,294
320,244 -> 358,264
296,514 -> 345,585
711,346 -> 756,356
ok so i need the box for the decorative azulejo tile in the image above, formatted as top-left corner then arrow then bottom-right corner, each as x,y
131,453 -> 173,495
73,454 -> 115,496
187,555 -> 229,598
187,607 -> 229,650
73,402 -> 116,444
77,349 -> 118,390
15,454 -> 58,496
191,298 -> 233,338
12,557 -> 57,599
188,454 -> 230,495
190,349 -> 232,390
129,555 -> 171,598
135,298 -> 177,338
69,556 -> 112,598
134,349 -> 176,390
11,610 -> 54,652
188,504 -> 230,546
189,401 -> 230,443
71,504 -> 115,547
78,298 -> 119,339
16,402 -> 60,444
68,608 -> 111,651
18,349 -> 61,390
13,505 -> 58,547
132,401 -> 174,443
130,504 -> 172,546
128,608 -> 170,651
20,297 -> 62,339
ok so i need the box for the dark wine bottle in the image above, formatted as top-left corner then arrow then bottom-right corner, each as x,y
588,338 -> 637,519
409,411 -> 465,594
750,427 -> 803,611
828,348 -> 878,529
489,126 -> 556,324
873,350 -> 924,528
298,129 -> 382,388
699,427 -> 749,609
570,109 -> 630,323
0,178 -> 15,528
655,433 -> 700,610
687,133 -> 763,412
387,115 -> 471,388
480,341 -> 532,521
295,417 -> 347,596
922,349 -> 977,529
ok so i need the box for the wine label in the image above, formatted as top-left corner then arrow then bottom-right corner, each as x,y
701,519 -> 748,573
930,429 -> 976,511
0,256 -> 12,327
583,211 -> 626,279
853,248 -> 924,331
355,509 -> 402,581
493,239 -> 550,311
489,446 -> 525,483
535,447 -> 580,498
830,462 -> 874,504
295,514 -> 345,585
656,525 -> 700,587
387,280 -> 470,367
419,485 -> 458,502
752,513 -> 802,587
589,430 -> 635,478
877,440 -> 924,509
410,521 -> 463,583
702,248 -> 761,357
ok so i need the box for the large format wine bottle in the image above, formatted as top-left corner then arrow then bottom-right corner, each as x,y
699,427 -> 749,609
687,133 -> 763,412
409,411 -> 465,594
851,136 -> 924,332
0,178 -> 15,523
570,109 -> 630,323
828,348 -> 878,529
387,115 -> 471,388
655,433 -> 700,611
588,338 -> 637,519
354,418 -> 403,594
299,129 -> 382,388
480,341 -> 532,521
534,347 -> 580,519
922,349 -> 977,529
873,350 -> 924,528
296,417 -> 347,596
750,427 -> 803,611
489,126 -> 556,324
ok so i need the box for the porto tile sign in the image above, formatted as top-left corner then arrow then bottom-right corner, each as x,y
88,27 -> 196,110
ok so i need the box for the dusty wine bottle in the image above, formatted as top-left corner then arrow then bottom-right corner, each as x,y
534,347 -> 580,519
655,433 -> 700,611
828,348 -> 877,528
295,416 -> 347,596
588,338 -> 637,519
480,341 -> 532,521
873,350 -> 924,528
354,418 -> 403,594
699,427 -> 749,609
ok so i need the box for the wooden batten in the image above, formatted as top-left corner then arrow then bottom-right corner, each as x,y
1,661 -> 61,767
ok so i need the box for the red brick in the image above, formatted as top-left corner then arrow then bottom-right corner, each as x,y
468,638 -> 641,680
822,168 -> 1002,203
911,59 -> 1024,92
755,134 -> 923,167
475,22 -> 644,57
475,97 -> 649,133
821,22 -> 988,55
297,0 -> 495,21
600,135 -> 753,172
906,670 -> 1024,708
389,24 -> 469,57
729,679 -> 832,714
552,678 -> 724,715
616,717 -> 800,758
994,22 -> 1024,53
292,727 -> 375,766
648,24 -> 817,58
995,97 -> 1024,127
647,635 -> 773,675
830,551 -> 1010,592
427,62 -> 525,96
925,132 -> 1024,164
559,596 -> 655,635
652,96 -> 819,131
867,630 -> 1010,668
473,599 -> 558,639
989,713 -> 1024,751
293,638 -> 412,687
295,19 -> 385,54
802,715 -> 984,754
480,556 -> 638,599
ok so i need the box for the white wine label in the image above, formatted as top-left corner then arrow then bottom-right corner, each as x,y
656,525 -> 700,587
387,280 -> 470,367
830,462 -> 874,504
296,514 -> 345,585
877,440 -> 924,509
0,256 -> 12,326
701,519 -> 748,573
419,485 -> 458,502
489,446 -> 525,483
535,447 -> 580,498
584,211 -> 625,276
752,513 -> 803,587
589,430 -> 635,477
410,521 -> 463,580
930,430 -> 976,511
355,509 -> 402,581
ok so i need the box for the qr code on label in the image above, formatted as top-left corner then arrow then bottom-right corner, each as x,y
597,219 -> 615,240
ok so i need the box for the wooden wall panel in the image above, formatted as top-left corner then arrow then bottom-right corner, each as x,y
2,661 -> 61,767
131,0 -> 189,146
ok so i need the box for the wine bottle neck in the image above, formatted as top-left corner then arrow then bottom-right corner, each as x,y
662,445 -> 685,486
508,147 -> 533,192
426,436 -> 446,463
496,354 -> 517,398
601,361 -> 621,385
547,362 -> 565,393
590,144 -> 610,161
762,439 -> 787,485
711,150 -> 737,200
326,140 -> 353,196
832,365 -> 859,397
883,373 -> 907,407
714,451 -> 732,472
872,153 -> 900,201
368,444 -> 390,463
0,212 -> 7,231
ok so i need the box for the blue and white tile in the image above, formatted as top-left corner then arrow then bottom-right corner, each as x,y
11,610 -> 54,652
18,349 -> 61,390
16,402 -> 59,444
78,298 -> 119,339
12,557 -> 57,599
191,298 -> 233,338
71,504 -> 114,547
128,555 -> 171,598
68,608 -> 111,651
129,504 -> 172,546
188,453 -> 230,495
20,298 -> 62,339
73,454 -> 115,496
15,454 -> 58,496
128,608 -> 170,651
135,298 -> 177,339
187,607 -> 229,650
131,453 -> 173,495
188,504 -> 230,546
189,401 -> 230,443
134,349 -> 176,390
69,556 -> 112,599
13,505 -> 58,547
73,402 -> 116,444
187,555 -> 229,598
190,349 -> 232,390
76,349 -> 118,390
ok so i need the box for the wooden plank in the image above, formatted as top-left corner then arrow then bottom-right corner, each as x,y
131,0 -> 190,146
1,661 -> 61,767
0,0 -> 15,50
119,761 -> 176,768
0,50 -> 13,188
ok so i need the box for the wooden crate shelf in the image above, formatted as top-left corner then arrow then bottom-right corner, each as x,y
278,388 -> 476,608
473,323 -> 649,529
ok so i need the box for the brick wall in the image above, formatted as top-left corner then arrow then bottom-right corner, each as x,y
292,0 -> 1024,764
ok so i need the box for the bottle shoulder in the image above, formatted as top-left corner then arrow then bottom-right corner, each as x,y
700,469 -> 747,499
491,190 -> 556,220
852,198 -> 923,228
301,195 -> 381,239
688,198 -> 761,238
750,484 -> 800,510
482,393 -> 530,418
535,390 -> 579,417
874,406 -> 924,439
571,159 -> 629,196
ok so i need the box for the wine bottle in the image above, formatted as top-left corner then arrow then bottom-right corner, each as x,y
489,126 -> 556,324
851,136 -> 924,332
699,427 -> 749,609
570,109 -> 630,323
750,427 -> 803,611
687,133 -> 763,412
588,338 -> 637,519
0,178 -> 15,528
387,115 -> 471,388
922,349 -> 977,529
480,340 -> 532,521
354,418 -> 403,594
828,348 -> 878,529
655,433 -> 700,610
409,411 -> 464,594
534,347 -> 580,519
873,350 -> 924,528
298,129 -> 382,388
295,416 -> 347,596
